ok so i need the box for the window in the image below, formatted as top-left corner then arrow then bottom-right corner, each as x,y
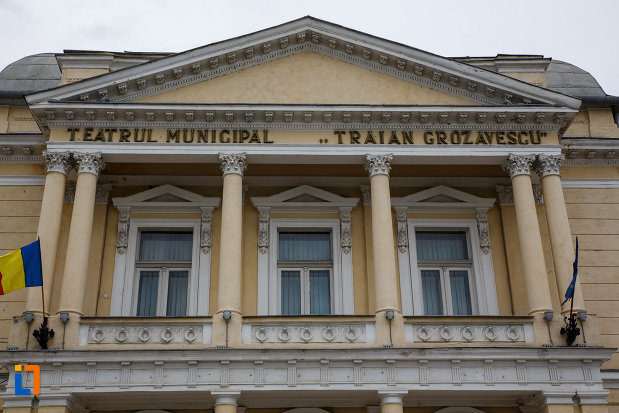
251,185 -> 359,316
111,185 -> 219,317
134,231 -> 193,316
392,186 -> 498,316
416,231 -> 473,315
278,232 -> 333,315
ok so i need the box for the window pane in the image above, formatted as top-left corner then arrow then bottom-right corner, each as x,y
450,270 -> 472,315
166,271 -> 188,316
139,232 -> 193,261
279,232 -> 331,261
421,270 -> 443,315
281,271 -> 301,315
416,231 -> 468,261
310,270 -> 331,315
136,271 -> 159,316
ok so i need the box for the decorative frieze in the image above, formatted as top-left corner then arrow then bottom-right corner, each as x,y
243,322 -> 373,344
219,152 -> 247,176
475,208 -> 490,254
496,184 -> 543,205
43,151 -> 72,175
257,207 -> 270,254
96,183 -> 112,204
536,154 -> 564,177
395,207 -> 408,253
83,323 -> 207,345
365,153 -> 393,177
73,152 -> 106,176
115,207 -> 130,255
200,207 -> 213,254
503,154 -> 535,178
404,322 -> 533,343
2,347 -> 612,400
360,184 -> 371,205
339,207 -> 352,254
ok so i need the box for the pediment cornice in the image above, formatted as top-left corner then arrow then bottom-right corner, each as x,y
33,102 -> 577,133
26,17 -> 580,111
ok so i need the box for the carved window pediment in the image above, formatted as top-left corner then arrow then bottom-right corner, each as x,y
251,184 -> 358,213
392,185 -> 495,213
113,184 -> 219,213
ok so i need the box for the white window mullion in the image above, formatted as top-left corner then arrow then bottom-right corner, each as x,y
442,267 -> 454,315
158,267 -> 168,316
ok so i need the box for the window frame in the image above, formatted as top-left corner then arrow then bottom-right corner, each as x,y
117,218 -> 202,317
276,230 -> 335,315
268,219 -> 343,316
403,219 -> 498,316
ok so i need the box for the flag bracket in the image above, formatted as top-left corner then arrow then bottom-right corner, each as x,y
32,316 -> 55,349
560,312 -> 581,346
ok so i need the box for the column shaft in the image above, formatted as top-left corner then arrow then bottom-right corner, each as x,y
58,153 -> 105,316
217,172 -> 244,313
511,173 -> 553,314
370,173 -> 399,312
538,160 -> 585,313
504,154 -> 553,315
26,173 -> 66,314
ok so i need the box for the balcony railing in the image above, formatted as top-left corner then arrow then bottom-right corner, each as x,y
78,316 -> 212,346
404,315 -> 535,344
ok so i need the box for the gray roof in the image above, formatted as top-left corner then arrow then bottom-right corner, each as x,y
0,53 -> 61,103
545,60 -> 607,98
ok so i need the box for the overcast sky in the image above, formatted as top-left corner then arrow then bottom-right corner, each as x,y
2,0 -> 618,96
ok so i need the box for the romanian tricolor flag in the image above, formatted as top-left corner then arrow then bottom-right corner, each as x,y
0,240 -> 42,295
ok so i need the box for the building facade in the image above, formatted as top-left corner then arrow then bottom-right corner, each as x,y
0,16 -> 618,413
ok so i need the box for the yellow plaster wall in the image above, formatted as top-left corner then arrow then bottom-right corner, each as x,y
0,106 -> 9,133
564,111 -> 590,137
502,71 -> 546,88
60,68 -> 109,85
138,51 -> 479,105
0,185 -> 42,349
588,108 -> 619,139
564,186 -> 619,368
7,108 -> 38,133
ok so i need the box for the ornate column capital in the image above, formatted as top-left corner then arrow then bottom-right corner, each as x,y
219,152 -> 247,176
43,151 -> 72,175
502,154 -> 535,178
535,154 -> 564,178
365,153 -> 393,177
73,152 -> 106,177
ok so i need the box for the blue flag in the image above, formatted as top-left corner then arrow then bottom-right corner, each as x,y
562,237 -> 579,306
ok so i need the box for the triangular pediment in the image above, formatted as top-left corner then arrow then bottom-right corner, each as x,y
251,185 -> 358,212
27,17 -> 579,108
26,17 -> 580,133
113,184 -> 220,213
391,185 -> 495,213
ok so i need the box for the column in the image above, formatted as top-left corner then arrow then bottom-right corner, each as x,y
503,154 -> 553,315
57,152 -> 105,316
26,152 -> 72,315
378,391 -> 407,413
365,154 -> 403,345
535,154 -> 585,313
212,391 -> 241,413
214,153 -> 246,346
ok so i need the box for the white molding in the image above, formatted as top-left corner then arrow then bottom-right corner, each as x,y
392,185 -> 496,213
561,179 -> 619,188
113,183 -> 220,213
251,184 -> 358,213
403,219 -> 498,316
0,175 -> 45,185
0,347 -> 612,406
45,142 -> 563,165
242,321 -> 375,344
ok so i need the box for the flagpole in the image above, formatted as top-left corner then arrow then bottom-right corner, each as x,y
37,237 -> 45,316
